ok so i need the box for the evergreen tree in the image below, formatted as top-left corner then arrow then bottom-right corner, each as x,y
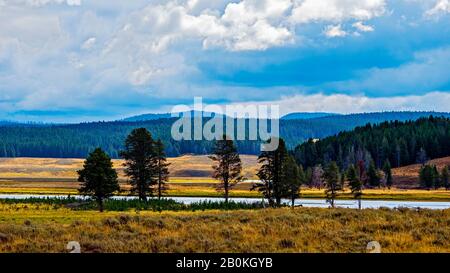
442,166 -> 449,190
323,161 -> 341,208
120,128 -> 157,201
154,139 -> 170,200
383,159 -> 393,189
419,164 -> 439,189
367,160 -> 381,188
304,167 -> 313,187
433,165 -> 440,190
254,138 -> 287,207
209,135 -> 243,203
347,164 -> 362,210
77,148 -> 119,212
281,156 -> 303,207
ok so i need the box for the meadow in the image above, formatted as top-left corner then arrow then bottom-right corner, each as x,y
0,156 -> 449,201
0,203 -> 448,253
0,156 -> 449,253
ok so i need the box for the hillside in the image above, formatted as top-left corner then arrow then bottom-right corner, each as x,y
0,111 -> 449,158
393,157 -> 450,188
0,155 -> 260,181
294,116 -> 450,172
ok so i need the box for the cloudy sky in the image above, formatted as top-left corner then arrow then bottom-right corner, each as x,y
0,0 -> 450,122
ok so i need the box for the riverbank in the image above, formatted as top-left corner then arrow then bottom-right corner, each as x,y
0,187 -> 448,201
0,205 -> 448,253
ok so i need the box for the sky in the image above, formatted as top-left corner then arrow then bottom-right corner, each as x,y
0,0 -> 450,122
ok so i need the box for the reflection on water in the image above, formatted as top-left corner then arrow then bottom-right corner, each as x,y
0,194 -> 449,210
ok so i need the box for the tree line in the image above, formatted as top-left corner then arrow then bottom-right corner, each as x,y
419,164 -> 450,190
294,116 -> 450,171
1,112 -> 448,158
77,116 -> 450,211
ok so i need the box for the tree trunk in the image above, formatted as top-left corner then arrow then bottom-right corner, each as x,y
291,195 -> 295,208
98,199 -> 104,212
358,198 -> 362,210
158,177 -> 162,201
276,196 -> 281,207
224,178 -> 229,203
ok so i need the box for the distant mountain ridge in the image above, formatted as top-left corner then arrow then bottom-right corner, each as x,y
281,112 -> 338,120
0,111 -> 449,158
123,110 -> 221,122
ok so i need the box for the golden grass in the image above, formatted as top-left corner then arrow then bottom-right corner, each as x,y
0,155 -> 259,180
0,156 -> 449,201
0,204 -> 448,253
0,186 -> 448,201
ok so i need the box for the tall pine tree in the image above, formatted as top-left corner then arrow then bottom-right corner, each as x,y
383,159 -> 393,189
77,148 -> 119,212
154,139 -> 170,200
441,166 -> 449,190
281,156 -> 304,207
347,164 -> 362,210
323,161 -> 341,208
209,135 -> 243,203
120,128 -> 157,201
254,138 -> 288,207
367,160 -> 381,188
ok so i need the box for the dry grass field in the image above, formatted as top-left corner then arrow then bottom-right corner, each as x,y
0,155 -> 257,192
0,156 -> 449,200
0,204 -> 448,253
0,155 -> 259,180
393,157 -> 450,188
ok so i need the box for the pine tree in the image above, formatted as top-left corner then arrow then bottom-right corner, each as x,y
367,160 -> 381,188
120,128 -> 157,201
281,156 -> 303,207
347,164 -> 362,210
323,161 -> 341,208
254,138 -> 287,207
419,164 -> 439,189
383,159 -> 393,189
154,139 -> 170,200
77,148 -> 119,212
433,165 -> 440,189
209,135 -> 243,203
442,166 -> 449,190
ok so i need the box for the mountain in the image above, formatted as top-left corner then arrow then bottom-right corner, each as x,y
0,111 -> 449,158
281,112 -> 338,120
123,113 -> 172,122
123,110 -> 223,122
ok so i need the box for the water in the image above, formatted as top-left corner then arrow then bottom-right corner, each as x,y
0,194 -> 449,210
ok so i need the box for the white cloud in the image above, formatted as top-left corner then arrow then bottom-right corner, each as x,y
426,0 -> 450,16
352,21 -> 374,32
291,0 -> 386,23
2,0 -> 81,7
324,24 -> 347,37
81,37 -> 96,50
243,91 -> 450,116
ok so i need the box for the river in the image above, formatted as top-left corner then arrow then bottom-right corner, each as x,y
0,194 -> 449,210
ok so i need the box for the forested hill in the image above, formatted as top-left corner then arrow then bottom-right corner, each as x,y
293,116 -> 450,170
0,111 -> 449,158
